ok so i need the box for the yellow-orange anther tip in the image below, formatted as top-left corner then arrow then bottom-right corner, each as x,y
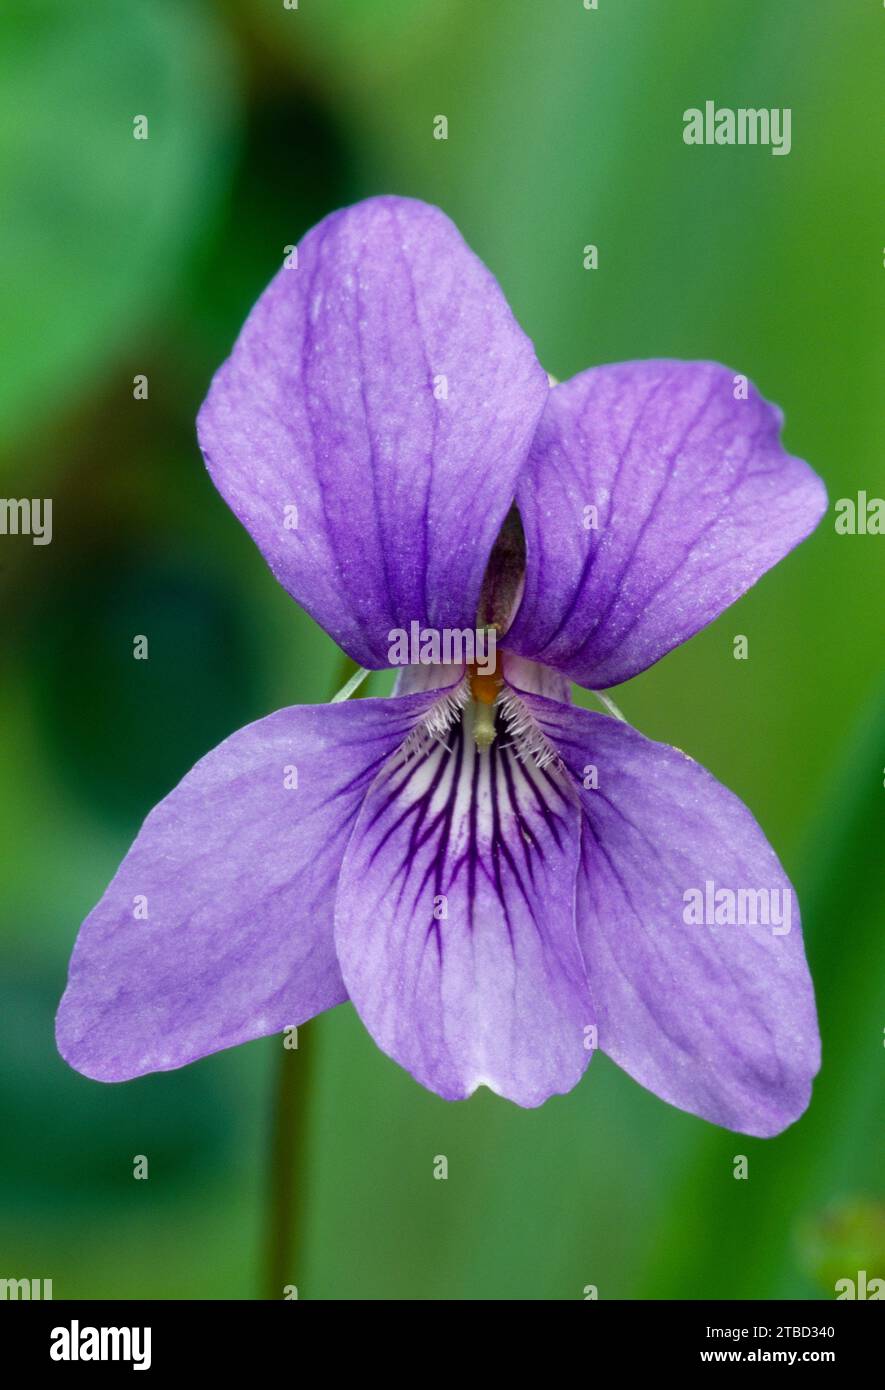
469,670 -> 502,706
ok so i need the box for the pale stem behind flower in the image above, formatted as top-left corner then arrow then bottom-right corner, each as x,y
331,665 -> 371,702
589,688 -> 629,723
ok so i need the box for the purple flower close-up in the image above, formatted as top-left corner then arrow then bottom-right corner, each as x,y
56,195 -> 828,1137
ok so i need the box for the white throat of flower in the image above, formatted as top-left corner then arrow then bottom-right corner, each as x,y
402,676 -> 559,771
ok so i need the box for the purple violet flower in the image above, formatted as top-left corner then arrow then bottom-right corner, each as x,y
57,196 -> 827,1136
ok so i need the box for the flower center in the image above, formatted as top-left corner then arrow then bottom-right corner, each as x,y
468,505 -> 527,753
468,660 -> 504,752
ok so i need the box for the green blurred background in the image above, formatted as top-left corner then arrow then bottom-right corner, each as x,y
1,0 -> 882,1300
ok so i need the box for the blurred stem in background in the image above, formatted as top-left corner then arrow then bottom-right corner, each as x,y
262,654 -> 365,1300
263,1027 -> 311,1300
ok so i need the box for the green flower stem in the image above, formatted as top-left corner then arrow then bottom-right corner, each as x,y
261,655 -> 366,1300
263,1034 -> 309,1300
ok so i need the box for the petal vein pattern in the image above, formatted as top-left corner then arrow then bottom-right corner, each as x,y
335,696 -> 592,1106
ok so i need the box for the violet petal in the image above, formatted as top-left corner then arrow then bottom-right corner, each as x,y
334,697 -> 592,1106
197,196 -> 549,668
56,692 -> 442,1081
506,360 -> 827,688
521,691 -> 820,1136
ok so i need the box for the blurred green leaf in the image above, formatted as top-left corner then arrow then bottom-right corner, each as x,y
0,965 -> 235,1210
248,0 -> 446,84
798,1198 -> 885,1294
0,0 -> 238,453
25,541 -> 263,824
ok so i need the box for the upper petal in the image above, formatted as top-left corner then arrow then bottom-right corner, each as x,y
505,360 -> 827,688
522,693 -> 820,1136
56,692 -> 441,1081
197,196 -> 549,668
334,691 -> 592,1106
